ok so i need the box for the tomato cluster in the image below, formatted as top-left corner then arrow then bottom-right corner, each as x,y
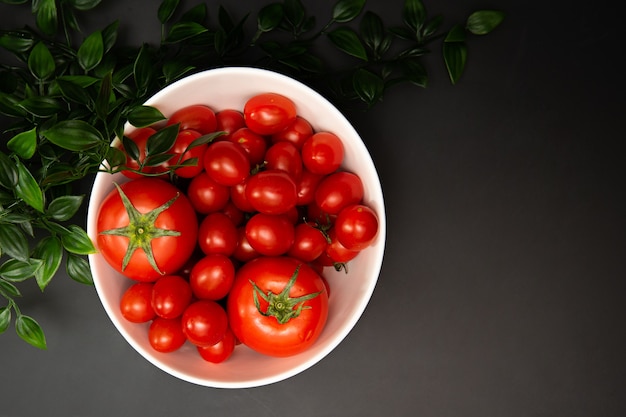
96,93 -> 379,362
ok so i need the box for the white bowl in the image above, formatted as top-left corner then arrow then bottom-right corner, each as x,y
87,67 -> 386,388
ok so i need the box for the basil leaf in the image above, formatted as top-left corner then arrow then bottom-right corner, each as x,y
146,123 -> 178,156
0,92 -> 27,117
18,96 -> 61,117
0,258 -> 43,282
443,26 -> 467,85
158,0 -> 180,24
47,195 -> 84,221
66,253 -> 94,285
7,128 -> 37,160
101,20 -> 119,53
164,22 -> 209,43
35,0 -> 58,36
0,151 -> 18,188
28,41 -> 55,80
257,3 -> 284,33
127,105 -> 166,128
361,11 -> 390,58
466,10 -> 504,35
403,0 -> 426,33
77,30 -> 104,72
55,79 -> 93,105
328,27 -> 368,61
332,0 -> 366,23
15,315 -> 47,350
0,307 -> 10,335
42,120 -> 104,151
95,71 -> 113,120
0,279 -> 21,298
32,236 -> 63,291
0,222 -> 30,261
134,44 -> 154,96
15,160 -> 44,213
0,31 -> 34,54
353,68 -> 384,106
60,224 -> 96,255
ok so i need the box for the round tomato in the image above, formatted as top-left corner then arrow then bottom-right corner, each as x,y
215,109 -> 245,140
227,256 -> 329,357
148,317 -> 187,353
228,127 -> 267,166
197,327 -> 236,363
167,129 -> 206,178
96,178 -> 198,282
151,275 -> 193,319
182,300 -> 229,347
334,204 -> 379,251
265,141 -> 303,180
189,254 -> 235,300
166,104 -> 217,134
325,227 -> 360,263
301,132 -> 344,175
271,116 -> 313,149
245,213 -> 295,256
203,141 -> 251,186
287,223 -> 329,262
120,282 -> 155,323
315,171 -> 364,214
197,212 -> 238,256
245,169 -> 297,215
244,92 -> 297,135
186,171 -> 230,214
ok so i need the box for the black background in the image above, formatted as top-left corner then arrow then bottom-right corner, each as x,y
1,0 -> 625,416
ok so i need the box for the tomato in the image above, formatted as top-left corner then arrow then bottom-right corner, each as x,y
228,127 -> 267,166
120,127 -> 167,178
97,178 -> 198,282
315,171 -> 364,214
334,204 -> 379,251
182,300 -> 229,347
197,212 -> 238,256
245,213 -> 295,256
227,256 -> 329,357
197,327 -> 236,363
166,104 -> 217,134
245,169 -> 297,215
301,132 -> 344,175
189,254 -> 235,300
167,129 -> 206,178
295,169 -> 324,206
271,116 -> 313,149
148,317 -> 187,353
287,223 -> 329,262
151,275 -> 193,319
215,109 -> 245,140
186,171 -> 230,214
203,141 -> 251,186
229,180 -> 256,213
220,201 -> 245,226
325,228 -> 360,263
232,226 -> 261,263
244,93 -> 297,135
306,202 -> 335,227
265,141 -> 303,180
120,282 -> 155,323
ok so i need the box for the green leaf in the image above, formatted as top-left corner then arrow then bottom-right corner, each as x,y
105,146 -> 127,169
353,68 -> 384,106
32,236 -> 63,291
445,24 -> 466,43
403,0 -> 426,33
158,0 -> 180,24
399,58 -> 428,87
257,3 -> 284,33
15,315 -> 47,350
66,253 -> 94,285
7,128 -> 37,160
0,258 -> 43,282
28,42 -> 55,80
42,120 -> 104,151
134,44 -> 154,96
164,22 -> 209,43
0,279 -> 21,298
0,151 -> 18,188
35,0 -> 58,36
18,96 -> 61,117
146,123 -> 178,156
67,0 -> 102,11
360,11 -> 390,59
47,195 -> 84,221
332,0 -> 366,23
466,10 -> 504,35
60,225 -> 96,255
0,92 -> 28,117
15,160 -> 44,213
0,31 -> 34,54
180,3 -> 207,23
121,136 -> 140,162
284,0 -> 305,28
162,61 -> 195,84
443,26 -> 467,85
77,30 -> 104,72
0,223 -> 30,261
55,79 -> 93,105
327,27 -> 368,61
127,105 -> 166,127
95,71 -> 113,120
0,307 -> 10,335
101,20 -> 119,53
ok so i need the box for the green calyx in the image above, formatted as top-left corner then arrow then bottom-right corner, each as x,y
250,265 -> 322,325
99,182 -> 181,274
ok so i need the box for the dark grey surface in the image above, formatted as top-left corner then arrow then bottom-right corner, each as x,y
1,1 -> 625,416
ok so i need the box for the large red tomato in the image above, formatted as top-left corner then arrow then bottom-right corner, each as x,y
96,178 -> 198,282
227,256 -> 329,357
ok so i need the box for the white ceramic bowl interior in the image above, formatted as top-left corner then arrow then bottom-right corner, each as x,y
87,67 -> 386,388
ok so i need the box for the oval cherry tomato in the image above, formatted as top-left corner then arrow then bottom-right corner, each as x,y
166,129 -> 206,178
334,204 -> 379,251
245,213 -> 295,256
271,116 -> 313,149
229,179 -> 256,213
148,317 -> 187,353
315,171 -> 364,214
244,92 -> 297,135
228,127 -> 267,166
151,275 -> 193,319
186,171 -> 230,214
325,227 -> 360,263
189,254 -> 235,300
120,282 -> 155,323
287,223 -> 329,262
197,212 -> 238,256
203,141 -> 251,186
166,104 -> 217,134
265,141 -> 303,180
215,109 -> 245,140
196,327 -> 236,363
295,169 -> 324,206
245,169 -> 297,215
182,300 -> 229,347
232,226 -> 261,263
301,132 -> 344,175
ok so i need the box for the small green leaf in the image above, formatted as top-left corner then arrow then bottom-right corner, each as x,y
403,0 -> 426,33
257,3 -> 284,33
360,11 -> 390,58
7,128 -> 37,160
284,0 -> 305,28
55,79 -> 93,105
101,20 -> 119,53
158,0 -> 180,24
105,146 -> 127,169
0,92 -> 27,117
15,315 -> 47,350
0,279 -> 21,298
327,27 -> 368,61
28,42 -> 55,80
60,225 -> 97,255
18,96 -> 61,117
134,44 -> 154,96
121,136 -> 140,162
0,258 -> 43,282
42,120 -> 104,151
164,22 -> 209,43
443,27 -> 467,85
466,10 -> 504,35
77,30 -> 104,72
15,160 -> 44,213
445,24 -> 466,43
0,223 -> 30,261
146,123 -> 178,156
180,3 -> 207,23
66,253 -> 94,285
47,195 -> 84,221
353,68 -> 384,106
399,58 -> 428,87
35,0 -> 58,36
332,0 -> 366,23
32,236 -> 63,291
0,151 -> 18,188
0,31 -> 34,54
67,0 -> 102,11
127,105 -> 166,128
95,71 -> 113,120
0,307 -> 10,335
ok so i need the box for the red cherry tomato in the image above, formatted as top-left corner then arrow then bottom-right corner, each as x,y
182,300 -> 229,347
215,109 -> 245,140
186,171 -> 230,214
245,213 -> 295,256
166,104 -> 217,134
189,254 -> 235,300
232,226 -> 261,263
120,282 -> 155,323
243,92 -> 297,135
325,227 -> 360,263
196,327 -> 236,363
167,129 -> 207,178
229,179 -> 256,213
334,204 -> 379,251
203,141 -> 251,186
198,212 -> 238,256
315,171 -> 364,214
228,127 -> 268,166
295,169 -> 324,206
271,116 -> 313,149
287,223 -> 329,262
120,127 -> 167,178
245,169 -> 298,215
151,275 -> 193,319
301,132 -> 344,175
148,317 -> 187,353
265,141 -> 303,180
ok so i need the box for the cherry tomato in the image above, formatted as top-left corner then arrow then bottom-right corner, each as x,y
186,171 -> 230,214
232,226 -> 261,263
148,317 -> 187,353
325,227 -> 360,263
245,169 -> 297,215
301,132 -> 344,175
334,204 -> 379,251
166,104 -> 217,134
189,254 -> 235,300
120,282 -> 155,323
229,179 -> 256,213
228,127 -> 267,166
265,141 -> 303,180
166,129 -> 206,178
271,116 -> 313,149
215,109 -> 245,140
295,169 -> 324,206
96,178 -> 198,282
220,201 -> 246,226
182,300 -> 229,347
244,92 -> 297,135
197,212 -> 238,256
287,223 -> 329,262
197,327 -> 236,363
245,213 -> 295,256
227,256 -> 329,357
120,127 -> 167,178
151,275 -> 193,319
203,141 -> 251,186
315,171 -> 364,214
